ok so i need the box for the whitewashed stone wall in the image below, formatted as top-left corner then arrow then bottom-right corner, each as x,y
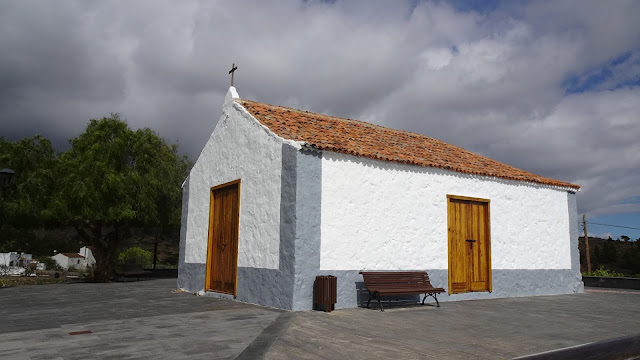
320,151 -> 574,271
183,88 -> 284,270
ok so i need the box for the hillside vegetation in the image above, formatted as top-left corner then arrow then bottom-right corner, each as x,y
579,236 -> 640,277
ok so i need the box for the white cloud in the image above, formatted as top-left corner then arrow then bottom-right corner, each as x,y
0,0 -> 638,218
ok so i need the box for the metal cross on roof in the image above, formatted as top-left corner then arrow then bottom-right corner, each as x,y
229,63 -> 238,87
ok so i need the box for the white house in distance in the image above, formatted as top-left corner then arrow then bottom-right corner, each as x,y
52,247 -> 96,270
79,246 -> 95,266
0,252 -> 32,267
178,87 -> 583,311
0,252 -> 41,275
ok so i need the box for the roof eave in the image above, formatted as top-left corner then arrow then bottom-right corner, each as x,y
300,144 -> 580,192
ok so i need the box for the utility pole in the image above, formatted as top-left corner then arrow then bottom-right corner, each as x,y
583,214 -> 591,273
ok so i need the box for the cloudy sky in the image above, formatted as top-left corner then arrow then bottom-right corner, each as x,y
1,0 -> 639,239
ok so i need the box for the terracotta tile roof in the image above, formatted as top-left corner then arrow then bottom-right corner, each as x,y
237,99 -> 580,190
61,253 -> 85,258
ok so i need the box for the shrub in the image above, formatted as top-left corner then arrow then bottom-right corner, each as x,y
582,266 -> 625,278
38,257 -> 62,271
118,247 -> 153,268
163,251 -> 178,266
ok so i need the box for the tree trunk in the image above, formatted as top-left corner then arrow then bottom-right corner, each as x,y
73,221 -> 126,282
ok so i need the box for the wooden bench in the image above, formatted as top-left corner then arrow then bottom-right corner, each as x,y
114,264 -> 152,282
359,271 -> 445,311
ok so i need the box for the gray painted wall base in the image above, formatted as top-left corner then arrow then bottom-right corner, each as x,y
177,263 -> 205,293
201,291 -> 234,300
177,264 -> 292,307
236,268 -> 293,309
311,269 -> 584,310
179,265 -> 584,310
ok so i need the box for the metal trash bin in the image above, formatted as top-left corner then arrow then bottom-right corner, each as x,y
314,275 -> 337,312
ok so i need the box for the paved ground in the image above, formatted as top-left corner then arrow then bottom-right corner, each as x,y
0,279 -> 282,359
267,288 -> 640,359
1,279 -> 639,359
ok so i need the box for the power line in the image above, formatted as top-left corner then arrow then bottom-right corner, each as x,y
586,221 -> 640,231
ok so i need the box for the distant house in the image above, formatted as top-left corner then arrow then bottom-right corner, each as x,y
0,252 -> 41,275
52,247 -> 96,270
79,246 -> 96,266
52,253 -> 85,270
0,252 -> 32,267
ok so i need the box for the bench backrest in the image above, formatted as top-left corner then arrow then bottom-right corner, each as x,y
115,263 -> 145,273
359,271 -> 434,288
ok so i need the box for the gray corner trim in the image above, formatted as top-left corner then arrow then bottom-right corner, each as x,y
292,149 -> 323,311
234,143 -> 298,309
277,142 -> 298,307
567,193 -> 581,271
177,178 -> 190,289
567,192 -> 584,292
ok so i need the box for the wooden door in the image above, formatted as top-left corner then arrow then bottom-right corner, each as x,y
205,180 -> 240,296
447,195 -> 491,294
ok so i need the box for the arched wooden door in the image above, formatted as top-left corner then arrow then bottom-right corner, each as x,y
205,180 -> 240,296
447,195 -> 492,294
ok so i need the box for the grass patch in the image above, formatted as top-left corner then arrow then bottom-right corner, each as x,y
0,276 -> 67,287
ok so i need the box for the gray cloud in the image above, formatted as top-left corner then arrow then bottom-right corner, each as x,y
0,0 -> 639,218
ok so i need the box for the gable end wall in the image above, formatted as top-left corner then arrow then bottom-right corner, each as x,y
178,99 -> 293,307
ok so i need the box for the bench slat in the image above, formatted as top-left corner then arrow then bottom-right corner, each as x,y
359,271 -> 445,311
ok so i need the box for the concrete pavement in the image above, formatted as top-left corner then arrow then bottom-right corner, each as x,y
266,288 -> 640,359
1,279 -> 639,359
1,279 -> 281,359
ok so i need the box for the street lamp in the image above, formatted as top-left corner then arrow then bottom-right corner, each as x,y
0,168 -> 15,188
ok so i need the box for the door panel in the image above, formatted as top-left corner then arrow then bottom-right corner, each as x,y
447,195 -> 491,294
470,204 -> 489,291
206,181 -> 240,296
449,200 -> 468,293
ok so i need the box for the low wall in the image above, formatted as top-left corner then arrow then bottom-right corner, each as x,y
582,276 -> 640,290
144,269 -> 178,278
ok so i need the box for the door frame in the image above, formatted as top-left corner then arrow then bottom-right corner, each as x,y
204,179 -> 241,297
446,194 -> 492,295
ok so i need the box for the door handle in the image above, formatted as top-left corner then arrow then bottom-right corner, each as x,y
466,239 -> 476,249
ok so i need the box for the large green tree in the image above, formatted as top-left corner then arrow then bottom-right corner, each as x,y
49,114 -> 191,280
0,136 -> 58,252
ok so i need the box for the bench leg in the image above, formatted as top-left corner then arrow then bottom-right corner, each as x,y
366,293 -> 373,309
366,293 -> 384,311
422,293 -> 440,307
